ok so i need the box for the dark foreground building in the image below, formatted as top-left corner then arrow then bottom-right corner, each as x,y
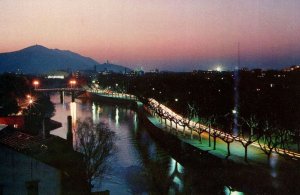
0,127 -> 89,194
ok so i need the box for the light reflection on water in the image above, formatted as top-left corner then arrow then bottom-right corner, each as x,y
115,107 -> 119,127
50,94 -> 187,194
70,102 -> 77,126
224,186 -> 244,195
49,93 -> 272,194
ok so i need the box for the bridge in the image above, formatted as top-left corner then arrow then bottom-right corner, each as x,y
35,84 -> 300,163
35,88 -> 86,102
35,88 -> 85,92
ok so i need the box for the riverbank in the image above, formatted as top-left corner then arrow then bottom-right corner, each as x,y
87,91 -> 295,166
87,90 -> 300,194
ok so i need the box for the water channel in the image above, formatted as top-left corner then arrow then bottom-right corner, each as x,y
49,93 -> 295,195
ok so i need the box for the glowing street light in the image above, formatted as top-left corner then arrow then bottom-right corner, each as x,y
33,80 -> 39,89
232,109 -> 237,114
27,94 -> 34,107
69,80 -> 76,88
175,98 -> 178,102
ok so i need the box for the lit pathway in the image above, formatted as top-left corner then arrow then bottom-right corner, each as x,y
87,89 -> 299,169
86,89 -> 137,101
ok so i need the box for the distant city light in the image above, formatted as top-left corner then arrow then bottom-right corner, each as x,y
47,75 -> 64,79
216,66 -> 222,72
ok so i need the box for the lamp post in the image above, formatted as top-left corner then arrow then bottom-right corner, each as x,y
33,80 -> 39,89
69,80 -> 76,88
115,83 -> 118,97
27,95 -> 34,130
69,80 -> 77,102
27,94 -> 33,107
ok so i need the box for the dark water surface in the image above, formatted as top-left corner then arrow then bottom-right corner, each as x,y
50,94 -> 298,195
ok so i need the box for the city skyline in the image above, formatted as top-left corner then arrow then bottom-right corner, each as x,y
1,0 -> 300,71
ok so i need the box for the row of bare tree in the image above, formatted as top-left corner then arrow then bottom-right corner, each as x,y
147,99 -> 300,163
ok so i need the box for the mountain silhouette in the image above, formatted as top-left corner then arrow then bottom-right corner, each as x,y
0,45 -> 129,74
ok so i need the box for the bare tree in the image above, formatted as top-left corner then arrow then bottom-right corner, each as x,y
75,118 -> 116,192
190,120 -> 206,143
202,115 -> 216,148
258,121 -> 279,161
219,132 -> 235,157
275,128 -> 295,160
211,128 -> 222,150
294,129 -> 300,152
236,116 -> 260,162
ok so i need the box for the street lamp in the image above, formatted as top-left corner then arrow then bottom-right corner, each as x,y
115,83 -> 119,95
33,80 -> 39,89
26,94 -> 33,105
69,80 -> 76,88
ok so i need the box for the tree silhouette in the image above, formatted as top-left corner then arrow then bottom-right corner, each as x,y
75,118 -> 116,192
236,116 -> 261,162
23,95 -> 55,135
258,121 -> 279,162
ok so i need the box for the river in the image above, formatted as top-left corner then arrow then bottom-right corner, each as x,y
49,93 -> 293,195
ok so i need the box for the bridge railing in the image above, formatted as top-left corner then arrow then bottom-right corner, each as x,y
35,88 -> 85,92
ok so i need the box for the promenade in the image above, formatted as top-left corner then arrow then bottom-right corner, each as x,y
88,89 -> 300,172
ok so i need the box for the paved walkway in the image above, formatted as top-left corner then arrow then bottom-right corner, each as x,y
89,90 -> 299,172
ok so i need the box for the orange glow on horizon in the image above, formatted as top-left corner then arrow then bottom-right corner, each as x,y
1,0 -> 300,70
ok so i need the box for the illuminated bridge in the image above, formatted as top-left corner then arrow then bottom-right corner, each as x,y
35,88 -> 86,102
35,88 -> 85,92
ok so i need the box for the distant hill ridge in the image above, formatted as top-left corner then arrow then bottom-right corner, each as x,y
0,45 -> 130,74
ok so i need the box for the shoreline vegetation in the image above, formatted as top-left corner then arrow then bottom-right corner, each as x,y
86,90 -> 300,193
87,89 -> 300,164
1,73 -> 299,193
1,88 -> 299,194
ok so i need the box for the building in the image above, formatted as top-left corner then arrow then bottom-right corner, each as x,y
0,128 -> 88,194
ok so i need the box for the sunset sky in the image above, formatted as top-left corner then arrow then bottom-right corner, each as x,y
1,0 -> 300,71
